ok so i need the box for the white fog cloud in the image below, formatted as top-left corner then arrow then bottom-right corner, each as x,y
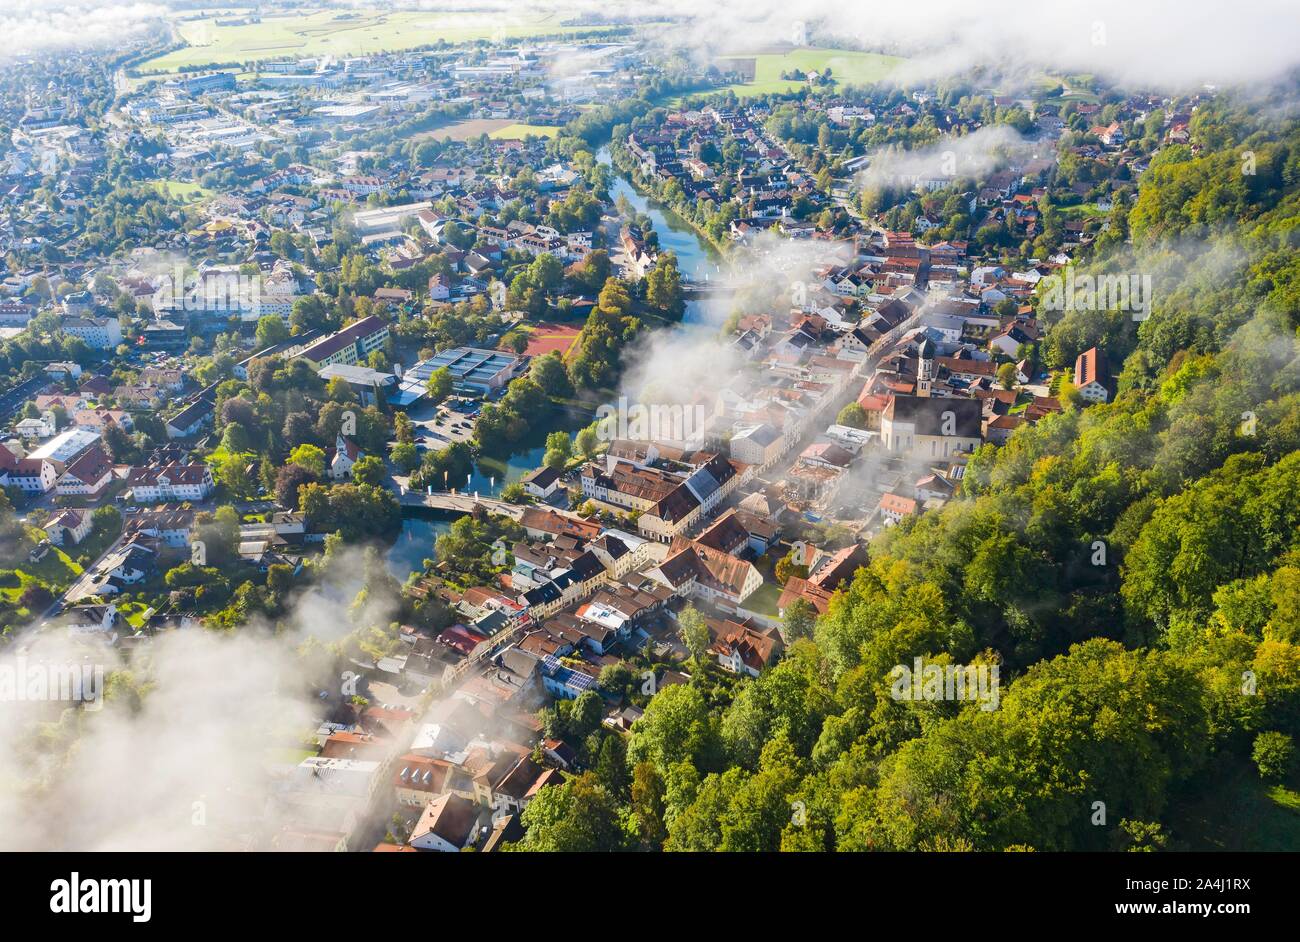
856,125 -> 1040,193
0,545 -> 401,851
0,2 -> 166,57
12,1 -> 1299,92
642,0 -> 1300,92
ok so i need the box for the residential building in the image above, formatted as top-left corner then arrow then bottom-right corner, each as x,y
43,508 -> 92,546
729,423 -> 784,467
165,400 -> 213,439
126,463 -> 215,503
1074,346 -> 1110,403
710,618 -> 785,677
646,538 -> 764,611
61,314 -> 122,349
55,444 -> 114,499
0,446 -> 57,493
522,465 -> 562,500
408,793 -> 481,852
297,316 -> 390,369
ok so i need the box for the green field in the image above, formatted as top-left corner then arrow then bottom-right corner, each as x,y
489,123 -> 561,140
152,179 -> 212,202
1025,73 -> 1102,105
1,543 -> 83,621
689,47 -> 903,101
116,600 -> 153,629
140,8 -> 610,75
1057,203 -> 1108,219
416,118 -> 563,143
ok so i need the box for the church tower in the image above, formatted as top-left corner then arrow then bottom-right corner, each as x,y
917,336 -> 935,398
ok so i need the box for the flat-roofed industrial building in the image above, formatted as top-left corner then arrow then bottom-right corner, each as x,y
407,346 -> 528,396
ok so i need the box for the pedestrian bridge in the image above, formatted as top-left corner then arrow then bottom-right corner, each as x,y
396,489 -> 524,520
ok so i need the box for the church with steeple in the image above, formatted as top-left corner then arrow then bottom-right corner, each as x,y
916,336 -> 935,398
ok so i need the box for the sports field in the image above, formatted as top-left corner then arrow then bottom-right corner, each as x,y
140,8 -> 608,75
522,323 -> 583,360
693,47 -> 904,100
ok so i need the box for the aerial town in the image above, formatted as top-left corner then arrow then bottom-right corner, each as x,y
0,1 -> 1298,874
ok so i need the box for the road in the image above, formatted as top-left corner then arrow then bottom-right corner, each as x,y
0,374 -> 49,424
832,187 -> 871,225
0,357 -> 115,426
54,532 -> 129,611
752,307 -> 924,492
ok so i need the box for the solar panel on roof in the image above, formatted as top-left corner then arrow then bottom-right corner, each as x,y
540,654 -> 597,692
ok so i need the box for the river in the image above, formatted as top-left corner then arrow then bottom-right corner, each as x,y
386,510 -> 452,579
385,408 -> 590,579
387,147 -> 726,579
597,145 -> 725,326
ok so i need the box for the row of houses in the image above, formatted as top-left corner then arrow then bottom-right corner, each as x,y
0,428 -> 215,503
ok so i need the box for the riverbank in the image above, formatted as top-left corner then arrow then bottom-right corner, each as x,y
387,145 -> 730,580
597,145 -> 731,274
601,143 -> 736,261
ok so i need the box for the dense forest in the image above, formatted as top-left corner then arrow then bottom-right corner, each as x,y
515,95 -> 1300,852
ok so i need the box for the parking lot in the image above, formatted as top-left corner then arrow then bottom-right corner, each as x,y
404,396 -> 480,451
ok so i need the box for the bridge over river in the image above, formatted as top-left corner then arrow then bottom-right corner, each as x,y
396,489 -> 524,520
681,278 -> 741,298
